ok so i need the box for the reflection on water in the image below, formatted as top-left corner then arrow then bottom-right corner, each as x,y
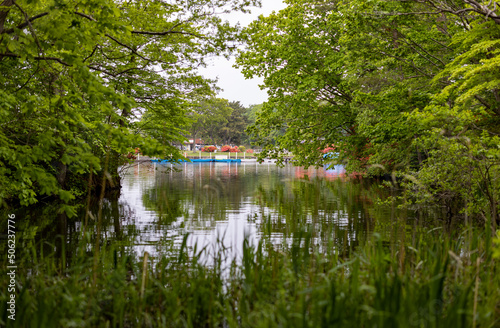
115,162 -> 384,260
1,161 -> 426,268
0,159 -> 456,275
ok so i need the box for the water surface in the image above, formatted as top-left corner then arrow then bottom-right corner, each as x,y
116,161 -> 385,260
2,161 -> 427,269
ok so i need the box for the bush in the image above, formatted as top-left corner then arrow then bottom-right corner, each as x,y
229,146 -> 240,153
221,145 -> 231,152
246,149 -> 254,153
238,146 -> 246,153
202,146 -> 216,152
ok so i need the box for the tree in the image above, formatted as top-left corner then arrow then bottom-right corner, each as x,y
188,97 -> 233,148
0,0 -> 260,214
237,0 -> 356,167
344,0 -> 500,222
238,0 -> 500,222
404,2 -> 500,223
218,101 -> 248,145
335,0 -> 460,173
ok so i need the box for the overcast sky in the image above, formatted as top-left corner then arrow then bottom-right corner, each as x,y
198,0 -> 287,107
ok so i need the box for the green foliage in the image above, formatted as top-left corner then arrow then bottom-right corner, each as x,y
188,97 -> 233,147
237,0 -> 500,221
494,230 -> 500,259
0,0 -> 260,213
219,101 -> 249,145
403,15 -> 500,221
238,0 -> 356,167
186,99 -> 253,147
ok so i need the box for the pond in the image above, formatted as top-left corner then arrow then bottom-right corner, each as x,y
3,161 -> 493,328
95,161 -> 403,262
5,161 -> 430,267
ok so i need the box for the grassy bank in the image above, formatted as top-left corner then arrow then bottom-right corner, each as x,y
1,225 -> 499,327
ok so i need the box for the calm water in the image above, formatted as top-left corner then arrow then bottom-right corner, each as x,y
114,161 -> 388,260
5,161 -> 420,264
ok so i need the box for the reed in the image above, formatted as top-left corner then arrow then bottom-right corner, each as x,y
1,224 -> 498,327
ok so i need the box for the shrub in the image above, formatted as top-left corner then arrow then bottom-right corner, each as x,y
221,145 -> 231,152
202,146 -> 216,152
246,149 -> 254,154
238,146 -> 246,153
229,146 -> 240,153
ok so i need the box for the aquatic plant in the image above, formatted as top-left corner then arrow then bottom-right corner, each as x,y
0,224 -> 498,327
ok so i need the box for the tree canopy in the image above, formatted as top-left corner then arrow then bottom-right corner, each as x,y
237,0 -> 500,222
0,0 -> 259,214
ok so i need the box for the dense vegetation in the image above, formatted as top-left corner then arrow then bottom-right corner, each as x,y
186,99 -> 261,148
0,0 -> 259,213
237,0 -> 500,224
2,223 -> 500,327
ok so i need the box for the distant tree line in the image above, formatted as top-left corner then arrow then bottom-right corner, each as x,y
180,99 -> 263,149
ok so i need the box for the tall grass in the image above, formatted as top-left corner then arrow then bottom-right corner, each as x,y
1,224 -> 498,327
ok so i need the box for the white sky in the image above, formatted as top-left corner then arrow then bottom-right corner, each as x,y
199,0 -> 287,107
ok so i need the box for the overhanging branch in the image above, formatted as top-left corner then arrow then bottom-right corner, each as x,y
0,52 -> 70,66
131,30 -> 205,38
1,12 -> 48,34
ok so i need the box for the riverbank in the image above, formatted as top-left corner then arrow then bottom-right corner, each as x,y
136,155 -> 277,164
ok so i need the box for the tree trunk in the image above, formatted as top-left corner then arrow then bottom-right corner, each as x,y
0,0 -> 14,33
191,131 -> 197,151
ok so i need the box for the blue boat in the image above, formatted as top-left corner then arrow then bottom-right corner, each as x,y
323,152 -> 339,159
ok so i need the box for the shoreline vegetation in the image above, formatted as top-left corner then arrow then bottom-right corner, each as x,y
1,222 -> 499,327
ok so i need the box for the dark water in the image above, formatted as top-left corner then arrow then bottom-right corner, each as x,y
3,161 -> 421,264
